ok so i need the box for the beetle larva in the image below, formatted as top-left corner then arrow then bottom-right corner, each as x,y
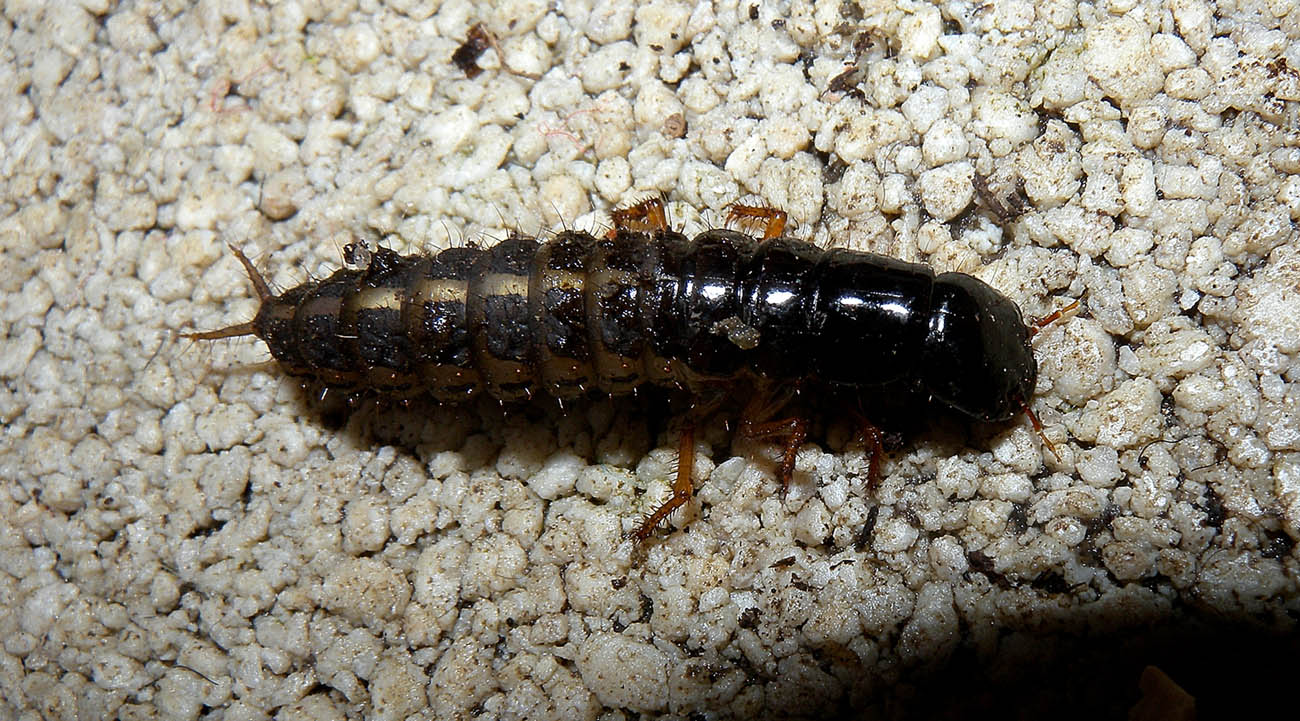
188,199 -> 1056,540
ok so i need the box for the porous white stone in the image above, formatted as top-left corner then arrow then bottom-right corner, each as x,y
918,161 -> 974,221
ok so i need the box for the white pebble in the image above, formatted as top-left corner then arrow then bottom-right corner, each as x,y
874,516 -> 919,552
898,5 -> 941,60
900,84 -> 948,135
1234,244 -> 1300,354
921,118 -> 968,166
1105,227 -> 1154,267
584,3 -> 634,43
419,106 -> 475,159
1102,540 -> 1156,581
928,535 -> 968,580
1275,455 -> 1300,540
918,161 -> 974,221
247,123 -> 300,172
1128,105 -> 1167,149
1083,17 -> 1165,108
343,497 -> 390,554
576,632 -> 668,712
319,558 -> 411,627
967,500 -> 1012,537
339,22 -> 381,72
1076,378 -> 1163,449
972,89 -> 1038,150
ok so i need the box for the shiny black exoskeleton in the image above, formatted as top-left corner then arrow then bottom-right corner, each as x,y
623,228 -> 1037,423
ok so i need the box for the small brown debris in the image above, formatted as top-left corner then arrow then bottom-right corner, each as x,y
663,113 -> 686,138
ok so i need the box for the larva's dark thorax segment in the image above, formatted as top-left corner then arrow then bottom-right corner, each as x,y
654,229 -> 759,378
811,250 -> 935,385
740,237 -> 823,379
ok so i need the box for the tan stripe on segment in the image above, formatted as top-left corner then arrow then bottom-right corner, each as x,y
410,278 -> 468,305
481,272 -> 529,298
345,286 -> 404,314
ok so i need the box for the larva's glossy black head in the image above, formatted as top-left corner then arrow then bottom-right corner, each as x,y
922,273 -> 1036,421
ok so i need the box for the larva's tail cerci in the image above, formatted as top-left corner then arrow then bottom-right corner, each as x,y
188,199 -> 1060,541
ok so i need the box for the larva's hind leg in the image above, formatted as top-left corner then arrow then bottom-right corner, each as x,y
628,389 -> 732,542
735,383 -> 807,495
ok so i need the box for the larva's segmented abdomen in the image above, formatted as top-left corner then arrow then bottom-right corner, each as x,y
248,228 -> 952,404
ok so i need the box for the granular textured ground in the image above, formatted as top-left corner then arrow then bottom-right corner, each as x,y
1,1 -> 1297,719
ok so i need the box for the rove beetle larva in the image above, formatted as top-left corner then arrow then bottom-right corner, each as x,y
187,199 -> 1068,541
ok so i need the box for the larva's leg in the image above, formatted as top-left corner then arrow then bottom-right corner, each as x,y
726,203 -> 787,239
611,196 -> 670,234
740,416 -> 808,495
630,422 -> 696,541
1023,300 -> 1077,458
736,383 -> 806,494
1027,299 -> 1080,337
843,407 -> 884,491
857,419 -> 884,491
1017,397 -> 1061,461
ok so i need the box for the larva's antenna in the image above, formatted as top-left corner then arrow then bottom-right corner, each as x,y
1017,396 -> 1060,461
1028,300 -> 1080,337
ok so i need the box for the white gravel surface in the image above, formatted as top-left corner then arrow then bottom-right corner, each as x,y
2,1 -> 1298,719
